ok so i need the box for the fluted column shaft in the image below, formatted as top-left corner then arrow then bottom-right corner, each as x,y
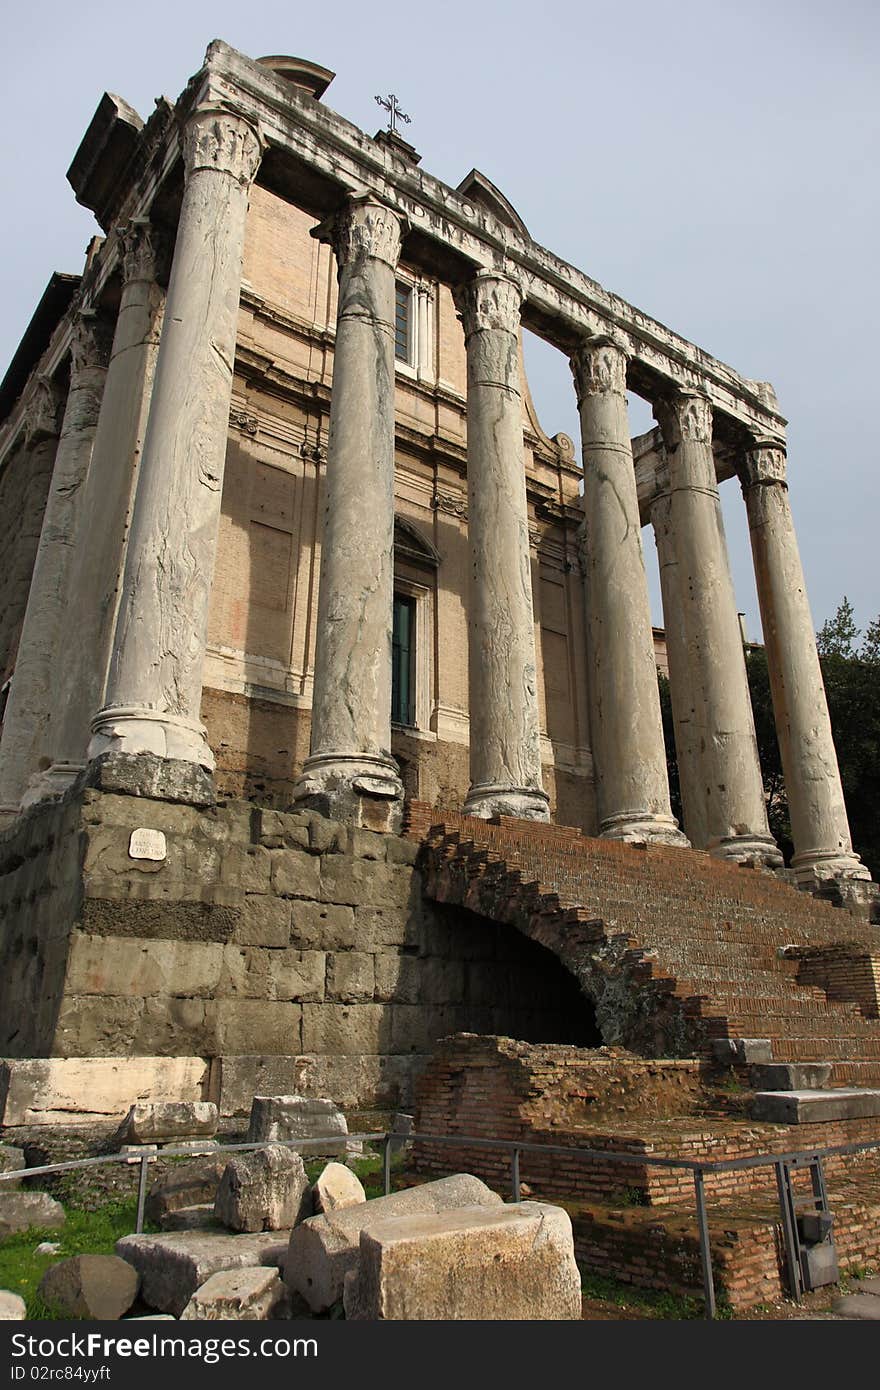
0,319 -> 110,821
650,484 -> 707,848
37,222 -> 166,799
573,338 -> 686,845
455,271 -> 548,820
294,197 -> 405,830
741,444 -> 868,885
89,107 -> 262,792
655,391 -> 780,865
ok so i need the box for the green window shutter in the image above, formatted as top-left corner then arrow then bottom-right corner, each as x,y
392,593 -> 415,725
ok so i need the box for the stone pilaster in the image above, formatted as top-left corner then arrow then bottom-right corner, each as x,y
293,197 -> 406,830
573,338 -> 686,845
741,442 -> 870,887
454,270 -> 548,821
650,480 -> 708,849
88,107 -> 263,801
35,221 -> 168,801
0,317 -> 110,823
654,390 -> 781,866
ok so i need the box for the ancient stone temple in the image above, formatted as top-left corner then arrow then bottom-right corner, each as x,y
2,40 -> 880,1273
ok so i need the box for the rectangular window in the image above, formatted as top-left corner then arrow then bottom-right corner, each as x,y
391,592 -> 416,725
394,283 -> 411,362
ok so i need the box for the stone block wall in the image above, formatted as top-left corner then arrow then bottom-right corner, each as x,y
0,789 -> 596,1111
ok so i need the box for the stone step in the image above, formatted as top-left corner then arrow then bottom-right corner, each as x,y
748,1062 -> 832,1091
751,1088 -> 880,1124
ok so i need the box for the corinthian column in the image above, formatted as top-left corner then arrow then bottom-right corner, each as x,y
454,270 -> 548,820
741,442 -> 869,886
0,316 -> 110,822
573,337 -> 686,845
655,390 -> 780,865
650,480 -> 707,848
36,220 -> 167,800
293,197 -> 406,830
89,106 -> 263,800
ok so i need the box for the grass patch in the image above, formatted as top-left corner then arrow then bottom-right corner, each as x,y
579,1269 -> 728,1320
0,1200 -> 148,1318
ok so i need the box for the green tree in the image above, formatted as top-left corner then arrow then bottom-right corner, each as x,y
816,595 -> 859,658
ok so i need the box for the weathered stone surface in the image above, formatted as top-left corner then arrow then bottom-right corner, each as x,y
0,1192 -> 66,1238
214,1146 -> 311,1232
119,1101 -> 218,1144
344,1202 -> 581,1320
749,1062 -> 832,1091
0,1056 -> 210,1126
832,1293 -> 880,1320
214,1000 -> 303,1055
180,1266 -> 290,1320
0,1144 -> 26,1188
144,1157 -> 228,1224
751,1088 -> 880,1123
160,1206 -> 218,1232
38,1254 -> 140,1321
247,1095 -> 348,1153
216,1056 -> 306,1117
116,1229 -> 289,1316
235,896 -> 291,948
0,1291 -> 27,1319
271,850 -> 321,900
289,901 -> 355,951
326,952 -> 375,1002
312,1162 -> 366,1214
285,1173 -> 503,1312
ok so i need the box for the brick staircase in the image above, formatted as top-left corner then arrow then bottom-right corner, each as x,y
405,806 -> 880,1306
406,805 -> 880,1088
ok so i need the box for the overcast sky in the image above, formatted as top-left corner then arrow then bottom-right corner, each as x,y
2,0 -> 877,639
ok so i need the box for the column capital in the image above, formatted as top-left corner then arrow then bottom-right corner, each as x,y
69,312 -> 113,380
654,389 -> 713,447
118,218 -> 169,287
453,270 -> 523,339
319,196 -> 406,272
570,335 -> 630,403
740,440 -> 788,489
181,104 -> 264,187
23,376 -> 64,444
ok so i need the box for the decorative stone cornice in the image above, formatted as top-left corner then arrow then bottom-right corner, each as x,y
654,390 -> 713,448
453,271 -> 523,339
431,489 -> 468,521
229,407 -> 258,436
182,105 -> 264,187
570,335 -> 629,403
740,442 -> 787,490
69,312 -> 113,379
119,218 -> 167,286
321,196 -> 406,272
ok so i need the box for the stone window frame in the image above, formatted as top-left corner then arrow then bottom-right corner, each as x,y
393,275 -> 434,382
392,516 -> 439,735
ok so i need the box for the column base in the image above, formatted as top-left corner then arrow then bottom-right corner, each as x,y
293,753 -> 404,833
463,783 -> 550,822
89,705 -> 215,770
599,810 -> 690,848
709,834 -> 784,869
790,848 -> 872,890
20,761 -> 86,809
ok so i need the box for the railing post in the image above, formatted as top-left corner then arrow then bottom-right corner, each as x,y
135,1153 -> 150,1234
511,1147 -> 521,1203
693,1168 -> 716,1319
775,1159 -> 803,1302
383,1134 -> 392,1196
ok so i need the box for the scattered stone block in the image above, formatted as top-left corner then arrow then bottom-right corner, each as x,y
247,1095 -> 348,1154
144,1157 -> 228,1225
34,1243 -> 61,1256
160,1206 -> 218,1232
214,1145 -> 311,1233
749,1062 -> 832,1091
312,1162 -> 366,1214
180,1267 -> 290,1320
38,1255 -> 140,1321
116,1230 -> 290,1317
118,1101 -> 218,1145
344,1202 -> 581,1320
0,1145 -> 26,1189
711,1039 -> 773,1066
0,1291 -> 27,1320
833,1293 -> 880,1320
0,1192 -> 66,1239
751,1088 -> 880,1124
286,1173 -> 503,1312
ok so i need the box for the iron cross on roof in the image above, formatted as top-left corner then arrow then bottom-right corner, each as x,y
375,92 -> 411,135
